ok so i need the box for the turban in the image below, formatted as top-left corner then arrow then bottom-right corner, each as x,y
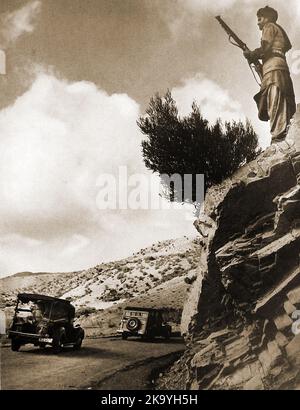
257,6 -> 278,22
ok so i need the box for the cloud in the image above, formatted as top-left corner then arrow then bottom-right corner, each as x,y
0,71 -> 143,236
0,68 -> 272,276
0,66 -> 272,277
172,73 -> 273,147
0,0 -> 41,46
0,70 -> 196,277
172,74 -> 244,123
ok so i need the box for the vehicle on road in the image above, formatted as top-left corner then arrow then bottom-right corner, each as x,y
118,306 -> 172,340
8,293 -> 84,353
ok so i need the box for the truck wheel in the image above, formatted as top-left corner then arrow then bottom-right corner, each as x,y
11,340 -> 21,352
122,333 -> 128,340
52,329 -> 66,353
73,336 -> 83,350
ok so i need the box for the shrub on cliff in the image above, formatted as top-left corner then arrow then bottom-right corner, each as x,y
138,91 -> 260,203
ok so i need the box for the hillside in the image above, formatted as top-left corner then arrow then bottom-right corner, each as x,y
1,236 -> 201,335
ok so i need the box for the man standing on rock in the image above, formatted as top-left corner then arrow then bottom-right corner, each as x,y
244,6 -> 296,143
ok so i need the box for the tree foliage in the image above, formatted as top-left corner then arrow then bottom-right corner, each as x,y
138,91 -> 261,203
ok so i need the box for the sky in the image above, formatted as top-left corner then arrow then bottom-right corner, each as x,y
0,0 -> 299,278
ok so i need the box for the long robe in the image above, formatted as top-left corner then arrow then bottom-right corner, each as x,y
251,22 -> 296,142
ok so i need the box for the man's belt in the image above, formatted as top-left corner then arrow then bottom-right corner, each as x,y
263,50 -> 286,63
271,49 -> 286,59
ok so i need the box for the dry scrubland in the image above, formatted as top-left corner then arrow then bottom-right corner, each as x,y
1,236 -> 201,336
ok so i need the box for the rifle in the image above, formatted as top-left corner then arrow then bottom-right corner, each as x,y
215,16 -> 263,84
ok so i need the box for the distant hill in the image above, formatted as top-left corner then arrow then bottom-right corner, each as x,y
10,271 -> 65,278
1,236 -> 201,336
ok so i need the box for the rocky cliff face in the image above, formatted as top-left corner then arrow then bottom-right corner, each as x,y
158,105 -> 300,390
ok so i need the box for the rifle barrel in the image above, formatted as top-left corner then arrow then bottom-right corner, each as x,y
215,16 -> 247,51
215,15 -> 262,82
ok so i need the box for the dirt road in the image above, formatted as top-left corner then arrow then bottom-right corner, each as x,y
1,337 -> 184,390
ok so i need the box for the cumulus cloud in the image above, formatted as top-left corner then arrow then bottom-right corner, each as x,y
172,74 -> 244,123
0,72 -> 143,236
172,73 -> 272,147
0,71 -> 196,277
0,0 -> 41,46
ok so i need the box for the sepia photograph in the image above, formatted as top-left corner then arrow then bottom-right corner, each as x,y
0,0 -> 300,396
